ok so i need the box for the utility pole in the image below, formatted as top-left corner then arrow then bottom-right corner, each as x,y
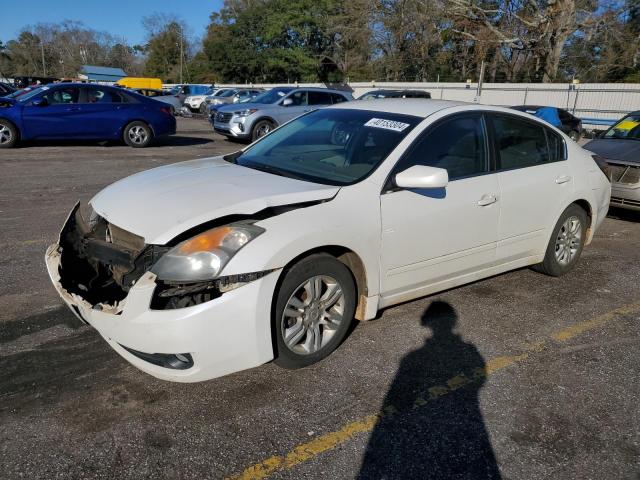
475,60 -> 485,102
41,42 -> 46,76
179,27 -> 183,84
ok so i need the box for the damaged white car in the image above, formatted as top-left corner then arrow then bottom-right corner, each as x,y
46,100 -> 611,382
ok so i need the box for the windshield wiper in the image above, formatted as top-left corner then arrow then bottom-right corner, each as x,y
243,162 -> 305,181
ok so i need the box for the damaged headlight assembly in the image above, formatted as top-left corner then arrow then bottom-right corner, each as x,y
151,223 -> 265,282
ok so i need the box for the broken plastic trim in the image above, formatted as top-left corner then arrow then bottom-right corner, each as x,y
150,270 -> 275,310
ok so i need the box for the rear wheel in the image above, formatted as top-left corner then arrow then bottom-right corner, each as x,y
568,130 -> 580,142
252,119 -> 275,141
0,120 -> 18,148
534,204 -> 588,276
123,121 -> 153,148
274,254 -> 356,369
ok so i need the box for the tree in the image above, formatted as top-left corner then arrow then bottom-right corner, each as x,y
143,14 -> 191,82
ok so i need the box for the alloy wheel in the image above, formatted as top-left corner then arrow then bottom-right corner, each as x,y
281,275 -> 345,355
555,215 -> 582,266
0,125 -> 12,145
256,123 -> 271,138
128,126 -> 148,145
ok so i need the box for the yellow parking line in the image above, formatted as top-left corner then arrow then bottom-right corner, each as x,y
553,302 -> 640,342
227,302 -> 640,480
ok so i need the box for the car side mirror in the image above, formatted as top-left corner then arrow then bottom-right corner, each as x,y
32,97 -> 48,107
282,98 -> 293,107
395,165 -> 449,190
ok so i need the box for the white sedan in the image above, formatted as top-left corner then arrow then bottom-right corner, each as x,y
45,100 -> 611,382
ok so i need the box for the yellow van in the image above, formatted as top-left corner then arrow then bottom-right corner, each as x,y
115,77 -> 163,90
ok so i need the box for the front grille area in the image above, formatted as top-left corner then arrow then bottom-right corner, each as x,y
216,112 -> 233,123
609,163 -> 640,185
58,203 -> 167,306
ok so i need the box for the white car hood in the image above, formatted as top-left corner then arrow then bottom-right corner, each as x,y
90,157 -> 339,244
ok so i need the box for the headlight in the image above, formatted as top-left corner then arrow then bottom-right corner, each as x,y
234,108 -> 258,117
151,224 -> 264,282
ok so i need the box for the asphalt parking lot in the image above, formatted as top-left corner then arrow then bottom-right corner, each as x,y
1,117 -> 639,480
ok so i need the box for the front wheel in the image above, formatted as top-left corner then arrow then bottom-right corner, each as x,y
0,120 -> 19,148
534,204 -> 588,276
252,119 -> 275,141
568,130 -> 580,142
274,254 -> 356,369
123,121 -> 153,148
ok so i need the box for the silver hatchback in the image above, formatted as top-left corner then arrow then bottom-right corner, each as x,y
213,87 -> 353,142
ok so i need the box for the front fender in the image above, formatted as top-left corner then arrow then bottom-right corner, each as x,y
222,183 -> 382,298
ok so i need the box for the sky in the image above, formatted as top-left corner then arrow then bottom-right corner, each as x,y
0,0 -> 224,45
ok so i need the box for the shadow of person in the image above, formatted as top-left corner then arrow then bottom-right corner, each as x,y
357,301 -> 501,479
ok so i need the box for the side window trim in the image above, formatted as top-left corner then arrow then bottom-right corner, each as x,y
382,111 -> 491,193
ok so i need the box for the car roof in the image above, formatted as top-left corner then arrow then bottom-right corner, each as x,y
512,105 -> 571,113
330,98 -> 468,117
291,87 -> 350,94
365,89 -> 427,94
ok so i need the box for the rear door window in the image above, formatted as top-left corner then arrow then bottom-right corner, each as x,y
308,91 -> 333,105
491,114 -> 550,170
83,88 -> 121,104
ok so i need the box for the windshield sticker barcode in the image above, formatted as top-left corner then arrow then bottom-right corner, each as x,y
364,118 -> 410,132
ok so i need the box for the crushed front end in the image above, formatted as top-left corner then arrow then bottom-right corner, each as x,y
45,203 -> 278,382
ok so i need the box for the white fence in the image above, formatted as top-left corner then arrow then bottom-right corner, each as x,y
197,81 -> 640,129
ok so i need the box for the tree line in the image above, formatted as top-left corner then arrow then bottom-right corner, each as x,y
1,0 -> 639,84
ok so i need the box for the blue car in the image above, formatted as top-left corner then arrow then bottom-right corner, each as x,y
0,83 -> 176,148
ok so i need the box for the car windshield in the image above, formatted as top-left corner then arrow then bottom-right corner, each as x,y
219,89 -> 238,98
604,114 -> 640,139
251,88 -> 293,104
228,108 -> 421,186
14,86 -> 48,102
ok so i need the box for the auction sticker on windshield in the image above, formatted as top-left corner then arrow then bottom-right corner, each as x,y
364,118 -> 410,132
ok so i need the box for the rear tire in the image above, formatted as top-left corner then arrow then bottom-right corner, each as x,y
123,121 -> 153,148
534,204 -> 588,277
273,254 -> 356,369
568,130 -> 580,142
0,120 -> 19,148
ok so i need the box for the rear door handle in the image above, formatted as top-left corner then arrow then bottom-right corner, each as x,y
555,175 -> 572,184
66,106 -> 81,112
477,194 -> 498,206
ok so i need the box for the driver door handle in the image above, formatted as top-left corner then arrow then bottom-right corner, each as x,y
477,194 -> 498,206
66,106 -> 81,112
555,175 -> 572,184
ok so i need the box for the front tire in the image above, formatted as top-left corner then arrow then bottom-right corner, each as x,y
0,120 -> 19,148
252,119 -> 275,141
274,254 -> 356,369
569,130 -> 580,142
123,121 -> 153,148
534,204 -> 588,276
